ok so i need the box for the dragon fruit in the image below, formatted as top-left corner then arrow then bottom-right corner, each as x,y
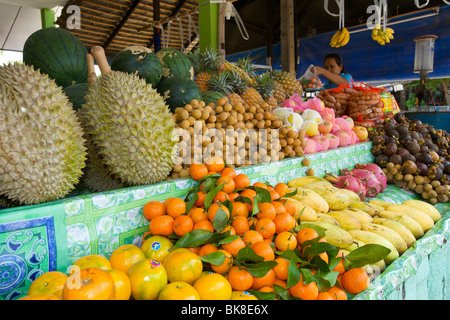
324,173 -> 367,201
342,168 -> 381,197
355,163 -> 387,192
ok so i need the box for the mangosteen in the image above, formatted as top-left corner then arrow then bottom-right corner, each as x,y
394,112 -> 405,123
402,154 -> 416,163
444,163 -> 450,175
396,148 -> 410,157
417,153 -> 433,165
385,136 -> 398,145
407,141 -> 421,155
387,130 -> 400,138
397,125 -> 409,135
402,160 -> 418,175
435,161 -> 444,171
419,145 -> 429,153
384,143 -> 398,156
375,154 -> 389,167
384,121 -> 397,132
372,135 -> 385,145
399,133 -> 412,146
410,131 -> 421,141
389,154 -> 403,165
409,119 -> 423,131
416,162 -> 429,176
372,144 -> 384,156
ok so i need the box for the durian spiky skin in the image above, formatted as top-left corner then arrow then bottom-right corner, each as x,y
0,63 -> 87,205
81,71 -> 177,186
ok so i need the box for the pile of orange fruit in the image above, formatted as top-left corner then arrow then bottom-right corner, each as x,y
20,156 -> 371,300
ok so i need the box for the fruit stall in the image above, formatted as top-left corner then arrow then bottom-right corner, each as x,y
1,0 -> 449,302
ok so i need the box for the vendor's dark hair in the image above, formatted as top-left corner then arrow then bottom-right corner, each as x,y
324,53 -> 345,73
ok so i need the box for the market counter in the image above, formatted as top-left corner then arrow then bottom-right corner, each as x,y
0,141 -> 449,300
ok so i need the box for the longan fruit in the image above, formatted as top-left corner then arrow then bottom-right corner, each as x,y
306,168 -> 315,176
302,158 -> 311,166
192,109 -> 202,119
224,103 -> 232,112
179,119 -> 190,130
201,110 -> 210,120
217,97 -> 228,106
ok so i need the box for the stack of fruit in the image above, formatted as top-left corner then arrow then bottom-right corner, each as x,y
346,90 -> 384,127
169,97 -> 307,180
370,113 -> 450,204
317,88 -> 354,117
24,157 -> 406,300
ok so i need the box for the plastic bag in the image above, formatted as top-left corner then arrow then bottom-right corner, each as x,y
299,64 -> 322,90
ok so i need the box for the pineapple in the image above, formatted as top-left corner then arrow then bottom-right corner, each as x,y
271,70 -> 303,97
273,80 -> 287,104
227,69 -> 264,106
206,72 -> 243,106
188,48 -> 219,92
254,72 -> 277,108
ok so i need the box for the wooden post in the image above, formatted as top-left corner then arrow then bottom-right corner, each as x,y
280,0 -> 295,75
218,2 -> 226,57
198,0 -> 219,52
153,0 -> 161,52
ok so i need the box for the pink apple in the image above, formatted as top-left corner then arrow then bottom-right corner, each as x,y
342,115 -> 355,130
318,119 -> 333,134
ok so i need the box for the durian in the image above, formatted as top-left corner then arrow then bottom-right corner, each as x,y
81,47 -> 178,186
0,63 -> 87,205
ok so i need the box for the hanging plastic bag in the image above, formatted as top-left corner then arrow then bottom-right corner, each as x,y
299,65 -> 322,90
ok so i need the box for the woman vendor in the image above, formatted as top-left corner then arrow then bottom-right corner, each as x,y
313,53 -> 353,90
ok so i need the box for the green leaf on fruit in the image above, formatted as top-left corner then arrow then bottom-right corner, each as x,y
200,251 -> 225,265
343,244 -> 391,269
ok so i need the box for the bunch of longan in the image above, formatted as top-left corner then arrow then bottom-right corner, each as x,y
168,97 -> 306,180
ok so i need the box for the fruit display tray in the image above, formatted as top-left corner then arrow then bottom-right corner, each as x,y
0,141 -> 448,300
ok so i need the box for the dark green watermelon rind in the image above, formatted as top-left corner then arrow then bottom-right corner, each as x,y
157,76 -> 201,113
23,28 -> 88,88
111,50 -> 163,89
201,91 -> 225,106
157,49 -> 194,81
63,83 -> 89,111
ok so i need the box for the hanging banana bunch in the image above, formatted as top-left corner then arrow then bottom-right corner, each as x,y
371,0 -> 394,45
371,24 -> 395,45
328,0 -> 350,48
330,27 -> 350,48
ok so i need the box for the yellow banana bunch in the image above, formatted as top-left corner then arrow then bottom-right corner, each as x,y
371,24 -> 394,45
330,28 -> 350,48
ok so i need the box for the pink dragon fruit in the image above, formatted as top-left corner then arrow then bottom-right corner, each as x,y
324,173 -> 367,201
342,168 -> 381,197
334,118 -> 352,133
355,163 -> 387,192
335,130 -> 351,147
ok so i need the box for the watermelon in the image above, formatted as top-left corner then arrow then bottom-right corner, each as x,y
157,76 -> 201,112
111,46 -> 163,89
156,48 -> 194,81
201,91 -> 225,106
23,27 -> 88,88
63,83 -> 89,111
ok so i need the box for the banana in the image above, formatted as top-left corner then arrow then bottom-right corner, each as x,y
339,189 -> 360,202
348,230 -> 399,265
368,199 -> 393,209
378,211 -> 424,239
338,28 -> 347,43
345,239 -> 367,252
385,31 -> 394,40
301,221 -> 354,249
385,27 -> 395,34
372,217 -> 416,248
361,223 -> 408,255
341,207 -> 374,224
330,30 -> 342,47
385,204 -> 434,232
288,198 -> 318,222
303,181 -> 351,211
338,28 -> 350,46
349,200 -> 376,216
402,200 -> 441,223
371,28 -> 379,41
288,176 -> 329,188
290,187 -> 329,213
365,202 -> 385,214
362,260 -> 386,279
316,213 -> 341,227
326,211 -> 362,231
